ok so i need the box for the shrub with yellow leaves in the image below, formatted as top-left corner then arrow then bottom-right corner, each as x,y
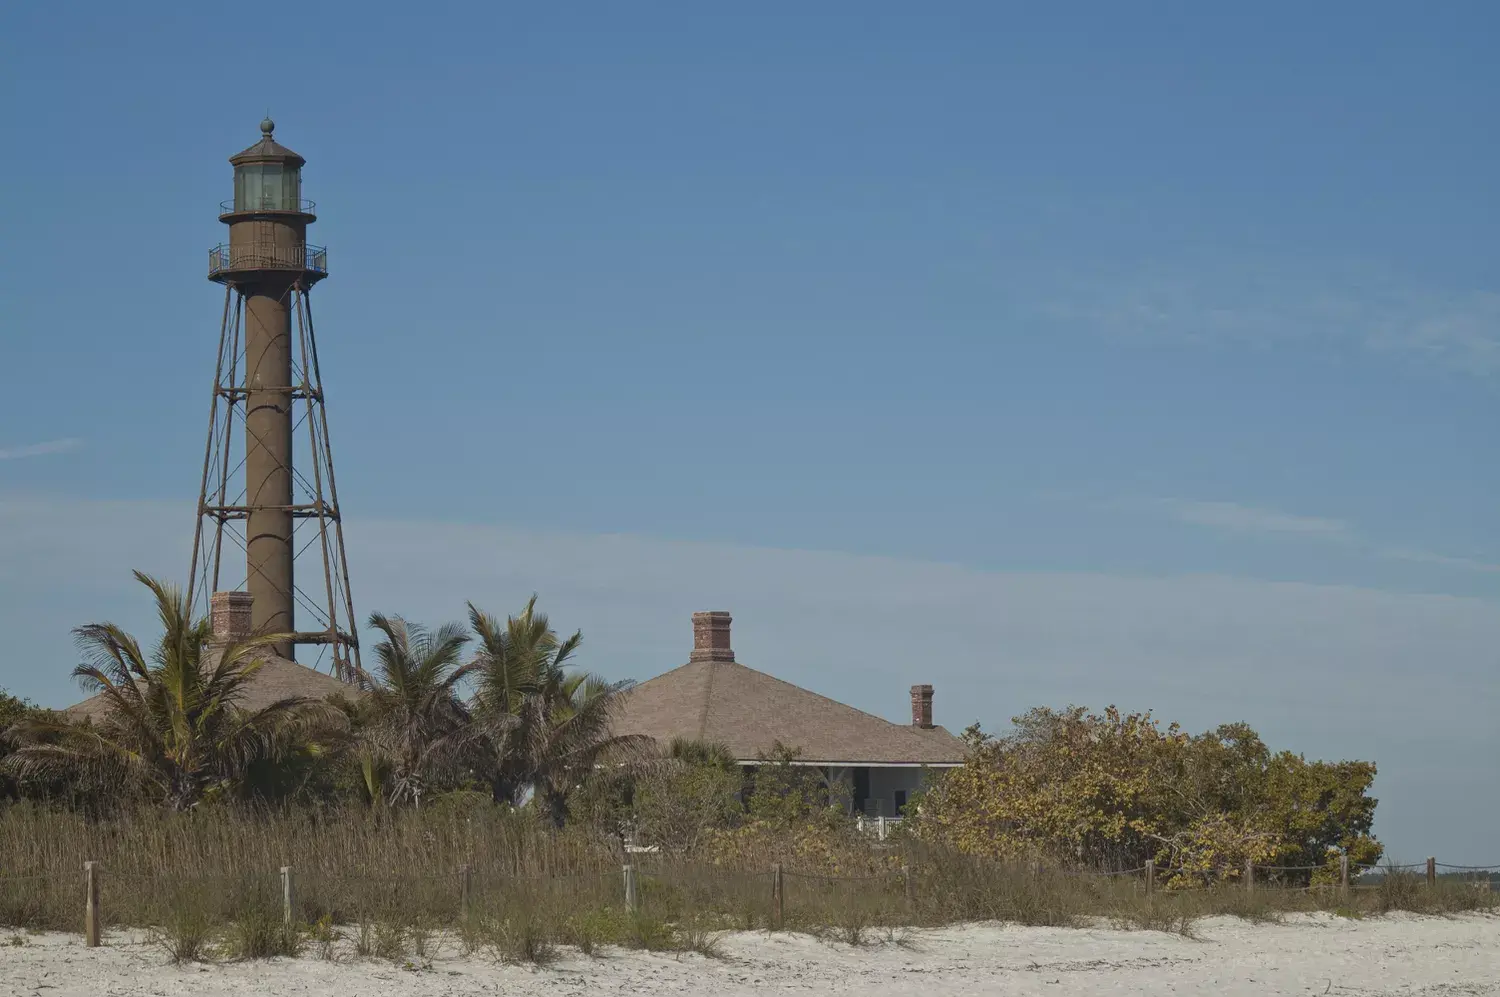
906,706 -> 1380,885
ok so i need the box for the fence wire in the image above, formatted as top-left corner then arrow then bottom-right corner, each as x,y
4,850 -> 1495,937
0,860 -> 1480,887
0,858 -> 1479,886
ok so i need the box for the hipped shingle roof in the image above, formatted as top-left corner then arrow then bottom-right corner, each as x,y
610,659 -> 964,766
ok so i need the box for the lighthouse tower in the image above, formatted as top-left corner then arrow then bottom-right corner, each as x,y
187,118 -> 360,679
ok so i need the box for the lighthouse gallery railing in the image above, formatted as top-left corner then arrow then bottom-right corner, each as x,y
208,243 -> 328,276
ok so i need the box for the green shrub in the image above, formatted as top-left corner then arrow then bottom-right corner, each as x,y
150,906 -> 216,963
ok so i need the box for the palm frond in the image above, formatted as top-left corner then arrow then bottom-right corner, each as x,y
7,570 -> 346,810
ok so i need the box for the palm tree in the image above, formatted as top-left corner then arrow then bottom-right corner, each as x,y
466,596 -> 555,805
1,571 -> 336,811
467,596 -> 648,825
526,666 -> 647,827
356,613 -> 472,808
666,737 -> 738,770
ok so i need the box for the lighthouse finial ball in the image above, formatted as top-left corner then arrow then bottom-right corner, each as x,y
260,116 -> 275,137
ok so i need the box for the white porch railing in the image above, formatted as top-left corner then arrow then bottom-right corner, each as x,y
621,815 -> 904,851
855,815 -> 903,841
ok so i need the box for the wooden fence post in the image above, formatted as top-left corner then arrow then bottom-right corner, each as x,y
1245,859 -> 1254,895
1145,859 -> 1155,898
902,863 -> 915,907
280,866 -> 295,927
1339,854 -> 1349,904
1426,857 -> 1437,888
459,865 -> 473,917
83,861 -> 100,948
623,864 -> 638,913
772,863 -> 784,929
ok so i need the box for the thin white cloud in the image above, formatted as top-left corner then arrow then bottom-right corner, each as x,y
0,438 -> 82,461
1151,498 -> 1352,537
1129,495 -> 1500,575
1377,546 -> 1500,575
1036,264 -> 1500,376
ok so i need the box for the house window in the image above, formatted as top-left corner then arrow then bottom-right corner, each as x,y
894,790 -> 907,815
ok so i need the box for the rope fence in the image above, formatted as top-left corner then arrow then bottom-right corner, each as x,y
1098,866 -> 1149,877
1436,863 -> 1500,871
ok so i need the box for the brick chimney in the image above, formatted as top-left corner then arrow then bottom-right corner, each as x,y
210,590 -> 253,643
910,684 -> 934,728
689,611 -> 735,663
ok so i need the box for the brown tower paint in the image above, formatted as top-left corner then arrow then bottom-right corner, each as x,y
242,286 -> 295,652
219,121 -> 313,656
189,119 -> 360,678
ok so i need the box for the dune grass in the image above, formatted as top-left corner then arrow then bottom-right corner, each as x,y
0,804 -> 1493,961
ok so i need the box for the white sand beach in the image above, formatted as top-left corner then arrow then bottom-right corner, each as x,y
3,914 -> 1497,996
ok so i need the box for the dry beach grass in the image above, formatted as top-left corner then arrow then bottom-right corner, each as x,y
1,804 -> 1496,964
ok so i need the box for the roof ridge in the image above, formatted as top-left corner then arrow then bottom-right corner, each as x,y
721,659 -> 935,742
696,661 -> 717,740
621,658 -> 700,690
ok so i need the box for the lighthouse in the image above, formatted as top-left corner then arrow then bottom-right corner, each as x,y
188,118 -> 359,679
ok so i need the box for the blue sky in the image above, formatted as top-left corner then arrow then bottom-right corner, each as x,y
1,3 -> 1497,860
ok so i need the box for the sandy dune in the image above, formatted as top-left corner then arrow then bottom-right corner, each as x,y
2,913 -> 1496,996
